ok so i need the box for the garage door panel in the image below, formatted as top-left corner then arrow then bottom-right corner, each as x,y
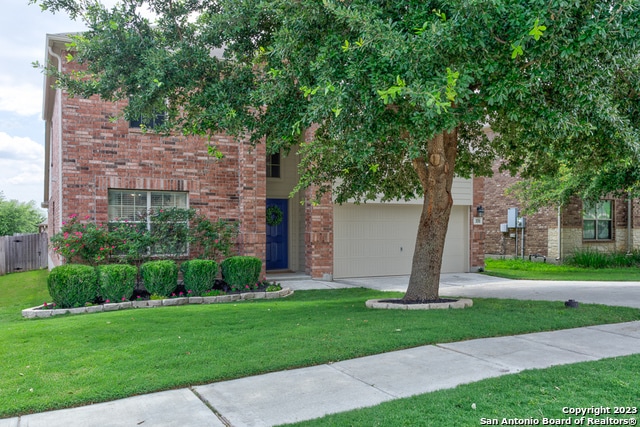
334,204 -> 468,278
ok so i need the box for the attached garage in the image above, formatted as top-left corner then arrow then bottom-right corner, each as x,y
333,203 -> 469,278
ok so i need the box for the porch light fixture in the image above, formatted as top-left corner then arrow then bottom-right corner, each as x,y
476,205 -> 485,217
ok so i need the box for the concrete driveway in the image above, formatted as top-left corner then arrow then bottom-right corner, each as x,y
334,273 -> 640,309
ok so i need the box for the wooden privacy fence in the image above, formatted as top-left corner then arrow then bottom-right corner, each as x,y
0,233 -> 48,276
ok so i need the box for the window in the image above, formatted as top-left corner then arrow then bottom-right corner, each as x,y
108,190 -> 189,255
583,200 -> 613,240
129,113 -> 166,129
128,97 -> 166,129
267,152 -> 281,178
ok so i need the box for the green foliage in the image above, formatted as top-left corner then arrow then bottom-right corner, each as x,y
220,256 -> 262,292
264,281 -> 282,292
0,192 -> 46,236
50,215 -> 113,265
147,208 -> 191,258
181,259 -> 218,296
32,0 -> 640,204
189,215 -> 239,262
565,249 -> 640,269
97,263 -> 137,302
140,260 -> 178,297
50,209 -> 238,265
47,264 -> 98,308
32,0 -> 640,299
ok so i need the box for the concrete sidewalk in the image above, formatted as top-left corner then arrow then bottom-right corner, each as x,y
4,275 -> 640,427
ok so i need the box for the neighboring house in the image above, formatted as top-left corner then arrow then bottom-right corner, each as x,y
480,162 -> 640,261
42,33 -> 485,278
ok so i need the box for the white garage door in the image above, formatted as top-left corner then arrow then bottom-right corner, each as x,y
334,204 -> 469,278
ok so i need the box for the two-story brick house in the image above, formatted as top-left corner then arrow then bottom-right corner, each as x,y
480,161 -> 640,261
43,33 -> 485,278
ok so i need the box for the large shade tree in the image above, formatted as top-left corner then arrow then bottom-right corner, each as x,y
34,0 -> 640,302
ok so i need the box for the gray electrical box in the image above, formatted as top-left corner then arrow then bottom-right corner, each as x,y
500,223 -> 508,233
517,217 -> 526,229
507,208 -> 519,228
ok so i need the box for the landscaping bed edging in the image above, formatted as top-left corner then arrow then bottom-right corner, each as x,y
365,298 -> 473,310
22,288 -> 294,318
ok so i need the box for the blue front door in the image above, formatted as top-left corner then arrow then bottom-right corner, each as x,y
266,199 -> 288,270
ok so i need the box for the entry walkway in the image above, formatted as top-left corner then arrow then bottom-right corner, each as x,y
3,275 -> 640,427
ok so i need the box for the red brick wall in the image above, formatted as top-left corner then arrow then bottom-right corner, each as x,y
48,55 -> 267,267
483,162 -> 556,257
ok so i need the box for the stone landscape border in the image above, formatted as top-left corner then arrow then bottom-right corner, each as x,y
365,298 -> 473,310
22,288 -> 294,318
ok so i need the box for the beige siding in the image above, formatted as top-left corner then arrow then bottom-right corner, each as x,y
334,204 -> 469,278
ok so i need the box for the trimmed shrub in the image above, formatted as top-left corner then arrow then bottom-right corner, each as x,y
141,260 -> 178,297
98,264 -> 137,302
181,259 -> 218,296
221,256 -> 262,292
47,264 -> 98,308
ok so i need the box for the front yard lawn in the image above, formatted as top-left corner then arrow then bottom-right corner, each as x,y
1,269 -> 639,418
484,258 -> 640,281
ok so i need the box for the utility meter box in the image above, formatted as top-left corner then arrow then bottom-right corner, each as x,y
517,217 -> 526,229
500,223 -> 508,233
507,208 -> 519,228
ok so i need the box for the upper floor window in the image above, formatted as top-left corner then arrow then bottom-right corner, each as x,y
583,200 -> 613,240
267,152 -> 281,178
129,113 -> 166,129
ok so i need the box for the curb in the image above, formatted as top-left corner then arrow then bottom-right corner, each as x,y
365,298 -> 473,310
21,288 -> 294,318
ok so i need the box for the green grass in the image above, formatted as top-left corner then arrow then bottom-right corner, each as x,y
1,270 -> 639,418
283,355 -> 640,426
484,258 -> 640,281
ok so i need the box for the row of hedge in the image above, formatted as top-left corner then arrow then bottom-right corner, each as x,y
47,256 -> 263,308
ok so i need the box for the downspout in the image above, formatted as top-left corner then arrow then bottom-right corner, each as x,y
628,198 -> 632,255
48,45 -> 64,231
556,205 -> 562,261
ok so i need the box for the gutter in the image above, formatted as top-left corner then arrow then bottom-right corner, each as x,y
556,205 -> 562,261
46,36 -> 66,230
628,198 -> 632,254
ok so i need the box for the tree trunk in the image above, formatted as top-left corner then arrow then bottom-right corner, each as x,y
403,129 -> 458,302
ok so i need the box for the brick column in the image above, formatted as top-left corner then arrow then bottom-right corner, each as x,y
470,175 -> 485,271
237,139 -> 267,271
304,188 -> 334,280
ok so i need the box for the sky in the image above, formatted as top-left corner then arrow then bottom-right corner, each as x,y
0,0 -> 121,211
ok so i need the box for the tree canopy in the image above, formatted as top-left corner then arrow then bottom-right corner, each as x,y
34,0 -> 640,300
0,192 -> 46,236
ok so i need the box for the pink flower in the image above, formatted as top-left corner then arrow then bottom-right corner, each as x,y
105,299 -> 110,303
121,297 -> 126,301
70,249 -> 75,253
179,292 -> 184,296
85,215 -> 91,219
43,302 -> 48,307
69,214 -> 78,219
62,221 -> 67,225
63,232 -> 69,239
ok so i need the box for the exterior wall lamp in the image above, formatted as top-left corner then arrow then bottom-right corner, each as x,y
476,205 -> 485,217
